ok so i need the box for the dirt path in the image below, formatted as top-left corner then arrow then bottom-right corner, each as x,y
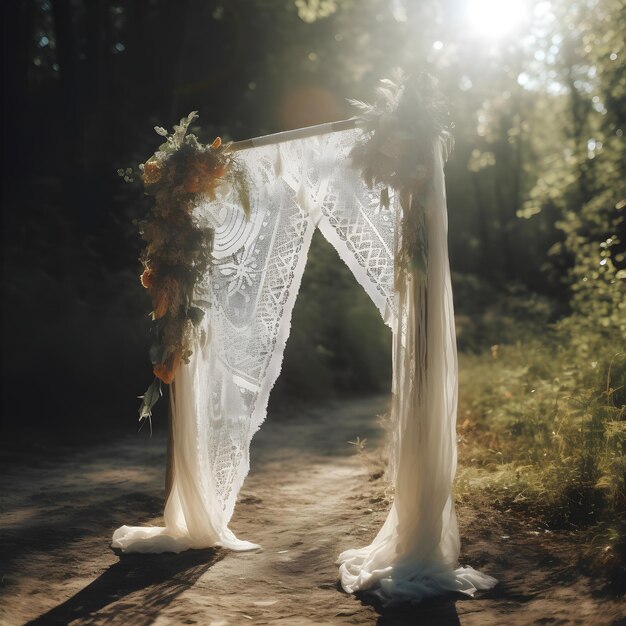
1,397 -> 624,625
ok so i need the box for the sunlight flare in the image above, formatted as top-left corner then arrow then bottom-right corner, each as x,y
467,0 -> 529,38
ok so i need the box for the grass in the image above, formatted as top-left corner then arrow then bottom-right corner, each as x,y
455,329 -> 625,586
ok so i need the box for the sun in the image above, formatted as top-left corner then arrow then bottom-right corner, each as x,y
466,0 -> 529,38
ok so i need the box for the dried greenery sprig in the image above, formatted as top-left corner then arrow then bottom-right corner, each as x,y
132,112 -> 248,421
349,70 -> 454,272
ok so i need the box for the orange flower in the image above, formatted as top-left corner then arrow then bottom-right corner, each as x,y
152,276 -> 181,319
140,267 -> 155,289
183,154 -> 228,197
153,351 -> 180,384
143,161 -> 162,185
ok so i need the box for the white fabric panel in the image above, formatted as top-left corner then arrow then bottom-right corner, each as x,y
336,139 -> 496,603
313,130 -> 397,327
112,129 -> 396,553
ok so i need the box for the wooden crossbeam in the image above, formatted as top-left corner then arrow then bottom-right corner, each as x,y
228,117 -> 360,151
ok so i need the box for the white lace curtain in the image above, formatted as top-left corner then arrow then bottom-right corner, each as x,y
112,128 -> 496,605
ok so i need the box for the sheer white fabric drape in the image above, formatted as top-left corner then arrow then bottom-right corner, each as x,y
113,129 -> 395,552
112,129 -> 496,604
336,140 -> 496,604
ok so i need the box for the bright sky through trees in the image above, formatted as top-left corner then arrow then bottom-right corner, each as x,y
466,0 -> 529,37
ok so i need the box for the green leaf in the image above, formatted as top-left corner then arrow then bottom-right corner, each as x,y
232,168 -> 251,219
149,342 -> 166,365
411,250 -> 427,275
138,378 -> 162,421
188,306 -> 205,326
380,187 -> 390,209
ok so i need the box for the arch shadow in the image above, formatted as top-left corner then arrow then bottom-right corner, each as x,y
356,590 -> 463,626
26,548 -> 224,625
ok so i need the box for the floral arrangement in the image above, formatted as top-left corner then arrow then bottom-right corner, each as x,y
131,112 -> 248,421
349,70 -> 453,272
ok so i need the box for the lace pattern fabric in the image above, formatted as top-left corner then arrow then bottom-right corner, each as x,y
112,129 -> 396,552
112,130 -> 496,604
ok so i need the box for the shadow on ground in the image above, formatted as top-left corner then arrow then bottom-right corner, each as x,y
1,492 -> 163,574
26,549 -> 224,625
358,590 -> 464,626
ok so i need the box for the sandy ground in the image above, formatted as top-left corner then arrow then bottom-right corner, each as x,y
1,396 -> 624,626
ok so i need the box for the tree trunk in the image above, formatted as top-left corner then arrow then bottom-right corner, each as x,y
471,171 -> 492,274
51,0 -> 84,224
2,0 -> 33,199
83,0 -> 109,225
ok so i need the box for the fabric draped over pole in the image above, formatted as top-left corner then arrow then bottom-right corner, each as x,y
112,127 -> 497,604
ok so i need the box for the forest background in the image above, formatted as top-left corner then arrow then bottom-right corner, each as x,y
1,0 -> 624,583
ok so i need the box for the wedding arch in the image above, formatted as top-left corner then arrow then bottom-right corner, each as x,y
112,73 -> 497,606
